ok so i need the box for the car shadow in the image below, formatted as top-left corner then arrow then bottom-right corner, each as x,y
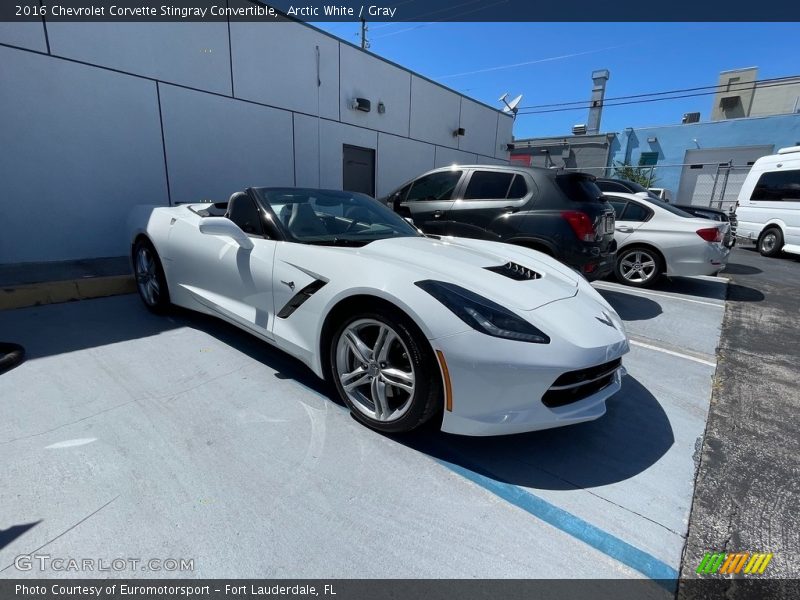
722,262 -> 762,275
172,308 -> 673,490
174,307 -> 339,403
597,289 -> 662,321
392,375 -> 674,490
0,295 -> 182,362
0,521 -> 40,551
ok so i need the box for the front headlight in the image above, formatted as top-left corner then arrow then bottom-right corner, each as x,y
415,280 -> 550,344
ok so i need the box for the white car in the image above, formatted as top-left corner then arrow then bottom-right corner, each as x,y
734,146 -> 800,257
604,192 -> 730,287
129,187 -> 629,436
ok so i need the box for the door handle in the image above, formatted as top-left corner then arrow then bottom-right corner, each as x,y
432,210 -> 443,218
616,226 -> 634,233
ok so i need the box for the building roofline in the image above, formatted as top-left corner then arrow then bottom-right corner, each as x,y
252,1 -> 511,118
624,111 -> 800,132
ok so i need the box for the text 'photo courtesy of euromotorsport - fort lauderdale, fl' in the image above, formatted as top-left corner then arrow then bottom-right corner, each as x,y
0,0 -> 799,600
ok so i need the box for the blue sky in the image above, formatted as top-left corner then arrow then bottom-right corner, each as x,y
312,22 -> 800,139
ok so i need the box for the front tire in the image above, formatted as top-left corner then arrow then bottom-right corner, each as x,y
615,246 -> 663,288
329,309 -> 441,433
758,227 -> 783,257
133,238 -> 170,313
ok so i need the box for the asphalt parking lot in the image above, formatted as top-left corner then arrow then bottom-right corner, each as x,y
0,272 -> 727,584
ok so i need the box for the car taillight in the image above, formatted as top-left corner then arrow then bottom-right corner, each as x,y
561,210 -> 596,242
696,227 -> 723,243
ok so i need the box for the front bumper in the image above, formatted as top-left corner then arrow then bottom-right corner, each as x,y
433,295 -> 629,436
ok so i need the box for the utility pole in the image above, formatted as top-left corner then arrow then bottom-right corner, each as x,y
360,18 -> 370,50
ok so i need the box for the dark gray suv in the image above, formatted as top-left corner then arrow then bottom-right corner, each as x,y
384,165 -> 617,280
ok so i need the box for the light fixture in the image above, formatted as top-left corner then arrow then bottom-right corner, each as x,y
453,127 -> 466,137
350,98 -> 371,112
647,136 -> 658,144
377,101 -> 385,114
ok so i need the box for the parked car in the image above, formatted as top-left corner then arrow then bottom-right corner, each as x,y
603,192 -> 731,287
129,187 -> 629,436
384,166 -> 617,280
734,145 -> 800,257
672,204 -> 737,248
648,187 -> 674,203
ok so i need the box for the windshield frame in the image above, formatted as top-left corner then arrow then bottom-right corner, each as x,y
250,187 -> 423,247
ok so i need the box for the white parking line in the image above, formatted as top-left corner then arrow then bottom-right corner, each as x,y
592,281 -> 725,308
629,339 -> 717,367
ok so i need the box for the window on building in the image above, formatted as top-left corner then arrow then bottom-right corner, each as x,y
751,170 -> 800,201
464,171 -> 515,199
638,152 -> 659,166
406,171 -> 462,202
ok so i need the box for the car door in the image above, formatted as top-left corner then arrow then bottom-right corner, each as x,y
397,169 -> 464,235
443,170 -> 532,240
608,197 -> 653,245
168,192 -> 277,338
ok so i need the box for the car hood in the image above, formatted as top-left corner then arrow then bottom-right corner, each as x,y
361,236 -> 580,311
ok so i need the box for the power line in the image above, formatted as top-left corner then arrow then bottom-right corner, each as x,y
515,75 -> 800,112
515,77 -> 800,116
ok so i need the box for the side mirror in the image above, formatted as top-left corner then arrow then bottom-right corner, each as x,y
199,217 -> 254,250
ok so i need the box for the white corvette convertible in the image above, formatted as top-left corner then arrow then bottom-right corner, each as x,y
129,187 -> 629,436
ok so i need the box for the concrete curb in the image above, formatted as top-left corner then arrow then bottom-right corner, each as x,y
0,275 -> 135,311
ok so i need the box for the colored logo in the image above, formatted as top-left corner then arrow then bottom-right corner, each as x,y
696,552 -> 773,575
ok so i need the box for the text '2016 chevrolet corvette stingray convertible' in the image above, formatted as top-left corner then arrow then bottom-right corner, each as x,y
129,187 -> 629,436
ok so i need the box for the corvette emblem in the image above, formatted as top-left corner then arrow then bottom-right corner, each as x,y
595,312 -> 616,329
281,280 -> 295,291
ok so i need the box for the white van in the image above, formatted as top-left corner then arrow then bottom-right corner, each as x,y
735,146 -> 800,257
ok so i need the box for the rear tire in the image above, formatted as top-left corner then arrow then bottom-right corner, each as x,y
758,227 -> 783,257
329,308 -> 441,434
132,238 -> 171,313
614,246 -> 663,288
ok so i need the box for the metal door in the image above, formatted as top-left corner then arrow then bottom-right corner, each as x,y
343,145 -> 375,197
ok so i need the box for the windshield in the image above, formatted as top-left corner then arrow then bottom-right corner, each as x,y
253,188 -> 421,246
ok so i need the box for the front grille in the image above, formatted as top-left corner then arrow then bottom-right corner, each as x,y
485,262 -> 541,281
542,358 -> 621,408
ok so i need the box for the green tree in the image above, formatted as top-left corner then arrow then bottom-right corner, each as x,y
612,161 -> 659,188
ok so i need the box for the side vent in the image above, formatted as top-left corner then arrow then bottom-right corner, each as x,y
277,280 -> 327,319
485,262 -> 541,281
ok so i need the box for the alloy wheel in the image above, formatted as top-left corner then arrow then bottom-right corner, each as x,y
134,245 -> 161,306
620,249 -> 658,284
335,318 -> 416,423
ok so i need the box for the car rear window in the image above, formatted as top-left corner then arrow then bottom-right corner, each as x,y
555,174 -> 605,202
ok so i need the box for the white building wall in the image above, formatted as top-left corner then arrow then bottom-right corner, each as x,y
158,84 -> 295,204
0,45 -> 169,263
377,134 -> 437,196
0,20 -> 509,264
0,22 -> 47,52
339,43 -> 412,137
410,76 -> 462,148
45,22 -> 233,95
230,21 -> 339,120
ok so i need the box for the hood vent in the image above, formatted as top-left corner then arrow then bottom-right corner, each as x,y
485,262 -> 541,281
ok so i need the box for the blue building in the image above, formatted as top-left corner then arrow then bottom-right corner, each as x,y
609,112 -> 800,207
